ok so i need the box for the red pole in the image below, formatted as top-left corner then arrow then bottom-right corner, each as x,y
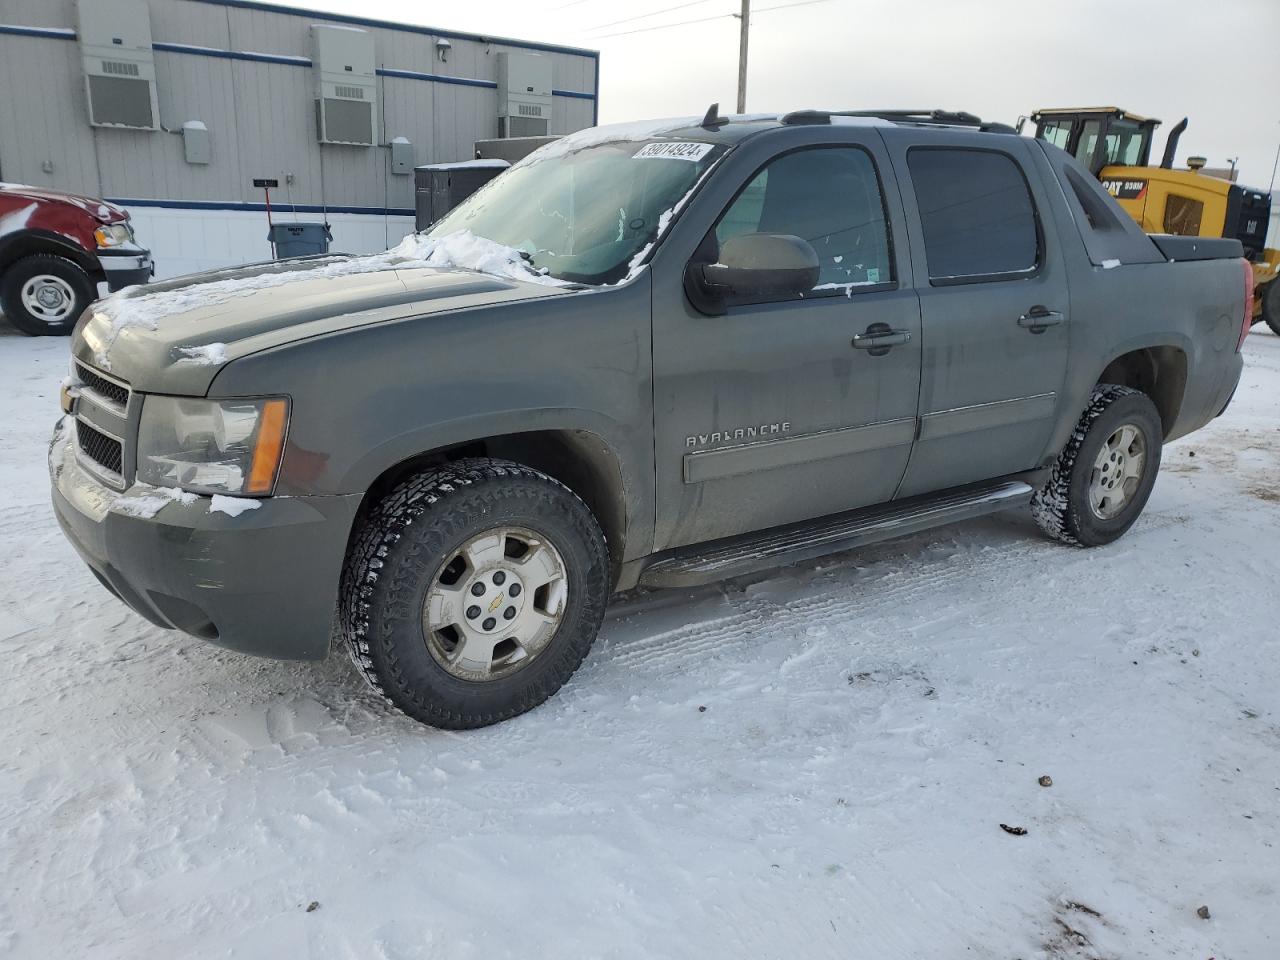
264,185 -> 276,258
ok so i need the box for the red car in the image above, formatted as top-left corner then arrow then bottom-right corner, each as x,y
0,182 -> 153,336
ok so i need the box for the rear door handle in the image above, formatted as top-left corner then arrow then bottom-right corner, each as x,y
1018,307 -> 1065,331
852,324 -> 912,355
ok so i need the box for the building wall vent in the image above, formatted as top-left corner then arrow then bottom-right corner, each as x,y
496,52 -> 552,138
101,60 -> 141,77
311,24 -> 377,146
77,0 -> 159,130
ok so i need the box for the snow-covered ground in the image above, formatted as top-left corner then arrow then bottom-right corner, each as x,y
1,318 -> 1278,960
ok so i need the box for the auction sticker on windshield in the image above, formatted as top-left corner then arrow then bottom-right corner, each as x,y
633,141 -> 714,162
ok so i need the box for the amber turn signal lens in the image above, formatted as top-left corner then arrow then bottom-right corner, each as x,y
244,398 -> 289,495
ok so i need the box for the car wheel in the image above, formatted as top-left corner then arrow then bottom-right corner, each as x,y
1031,384 -> 1163,547
340,458 -> 610,729
1263,278 -> 1280,337
0,254 -> 95,336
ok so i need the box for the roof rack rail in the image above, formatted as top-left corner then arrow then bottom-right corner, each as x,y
779,109 -> 1018,134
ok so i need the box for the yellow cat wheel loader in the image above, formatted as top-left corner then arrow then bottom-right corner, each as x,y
1030,107 -> 1278,334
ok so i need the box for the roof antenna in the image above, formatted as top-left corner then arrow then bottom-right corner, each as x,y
701,102 -> 727,129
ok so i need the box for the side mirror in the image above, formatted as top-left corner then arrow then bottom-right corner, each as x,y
693,233 -> 820,308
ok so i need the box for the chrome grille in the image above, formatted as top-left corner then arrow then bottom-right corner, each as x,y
75,361 -> 130,408
72,361 -> 131,488
76,419 -> 124,478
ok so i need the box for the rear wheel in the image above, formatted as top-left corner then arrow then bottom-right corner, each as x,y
0,254 -> 95,336
1031,384 -> 1163,547
1262,277 -> 1280,337
340,458 -> 610,729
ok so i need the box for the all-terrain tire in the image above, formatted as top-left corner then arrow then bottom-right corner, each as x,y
1031,384 -> 1163,547
0,254 -> 95,336
1262,278 -> 1280,337
339,458 -> 610,729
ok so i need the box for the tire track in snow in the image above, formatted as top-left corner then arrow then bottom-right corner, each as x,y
600,499 -> 1202,679
603,536 -> 1012,672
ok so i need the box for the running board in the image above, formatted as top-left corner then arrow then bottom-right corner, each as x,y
639,480 -> 1034,588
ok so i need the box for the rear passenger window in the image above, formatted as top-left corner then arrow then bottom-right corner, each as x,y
714,146 -> 894,292
908,148 -> 1039,283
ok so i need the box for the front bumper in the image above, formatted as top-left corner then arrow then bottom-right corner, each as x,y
49,419 -> 360,660
97,245 -> 154,292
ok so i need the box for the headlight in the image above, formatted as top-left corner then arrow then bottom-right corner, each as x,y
137,396 -> 290,496
94,223 -> 132,247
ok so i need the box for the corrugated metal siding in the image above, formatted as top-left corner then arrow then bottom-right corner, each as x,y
0,33 -> 102,196
147,0 -> 233,46
2,0 -> 77,30
0,0 -> 597,215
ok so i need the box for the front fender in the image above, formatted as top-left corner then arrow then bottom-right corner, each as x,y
207,278 -> 657,557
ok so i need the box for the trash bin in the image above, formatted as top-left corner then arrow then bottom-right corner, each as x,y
268,222 -> 332,258
414,161 -> 509,230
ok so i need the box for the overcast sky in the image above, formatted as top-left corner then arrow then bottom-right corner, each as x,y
305,0 -> 1280,188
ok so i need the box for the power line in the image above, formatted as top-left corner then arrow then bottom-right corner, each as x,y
753,0 -> 834,16
584,0 -> 717,33
589,0 -> 832,40
590,10 -> 736,39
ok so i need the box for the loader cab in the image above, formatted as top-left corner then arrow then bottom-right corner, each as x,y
1032,107 -> 1160,177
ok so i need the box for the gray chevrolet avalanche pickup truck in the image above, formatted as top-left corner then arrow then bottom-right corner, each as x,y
50,109 -> 1251,728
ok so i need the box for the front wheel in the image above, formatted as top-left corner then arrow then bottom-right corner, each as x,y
1031,385 -> 1163,547
340,458 -> 610,729
0,254 -> 95,336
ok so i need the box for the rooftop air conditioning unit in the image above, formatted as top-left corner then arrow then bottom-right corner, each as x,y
76,0 -> 159,130
311,24 -> 377,146
497,52 -> 552,139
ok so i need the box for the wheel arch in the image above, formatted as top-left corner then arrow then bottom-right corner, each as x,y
1095,344 -> 1188,439
0,230 -> 101,281
347,428 -> 631,586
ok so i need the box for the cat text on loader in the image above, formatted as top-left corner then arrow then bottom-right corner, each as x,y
1031,107 -> 1278,334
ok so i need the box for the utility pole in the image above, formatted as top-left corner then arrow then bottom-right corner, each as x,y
736,0 -> 749,114
1269,122 -> 1279,195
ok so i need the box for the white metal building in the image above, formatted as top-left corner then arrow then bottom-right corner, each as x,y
0,0 -> 599,277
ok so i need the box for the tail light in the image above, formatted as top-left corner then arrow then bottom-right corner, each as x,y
1237,258 -> 1254,352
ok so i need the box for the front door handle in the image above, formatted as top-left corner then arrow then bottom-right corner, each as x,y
852,323 -> 912,356
1018,306 -> 1065,331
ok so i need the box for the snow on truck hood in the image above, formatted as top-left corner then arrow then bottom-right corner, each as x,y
74,231 -> 576,396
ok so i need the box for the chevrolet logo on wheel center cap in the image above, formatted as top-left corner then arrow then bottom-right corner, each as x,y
488,594 -> 504,613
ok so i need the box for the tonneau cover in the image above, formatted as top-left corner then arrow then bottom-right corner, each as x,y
1150,235 -> 1244,262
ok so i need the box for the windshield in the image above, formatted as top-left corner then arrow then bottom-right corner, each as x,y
426,138 -> 726,285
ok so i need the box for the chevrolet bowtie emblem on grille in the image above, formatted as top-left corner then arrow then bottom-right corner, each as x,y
488,594 -> 504,613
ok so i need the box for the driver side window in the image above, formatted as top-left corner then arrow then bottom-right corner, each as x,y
714,146 -> 895,292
